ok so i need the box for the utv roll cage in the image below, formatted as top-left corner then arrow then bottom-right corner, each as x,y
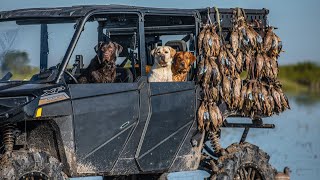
0,5 -> 269,84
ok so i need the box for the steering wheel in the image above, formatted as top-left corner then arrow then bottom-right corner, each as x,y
64,70 -> 78,84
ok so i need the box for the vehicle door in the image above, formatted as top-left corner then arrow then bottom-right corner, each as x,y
67,18 -> 141,172
135,14 -> 199,172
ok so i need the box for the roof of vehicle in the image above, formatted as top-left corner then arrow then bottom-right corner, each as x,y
0,5 -> 269,22
0,5 -> 202,21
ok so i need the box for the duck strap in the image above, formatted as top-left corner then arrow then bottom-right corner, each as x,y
214,7 -> 223,43
207,7 -> 213,24
235,7 -> 246,20
241,8 -> 246,20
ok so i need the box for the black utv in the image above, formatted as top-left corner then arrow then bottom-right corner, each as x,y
0,5 -> 283,179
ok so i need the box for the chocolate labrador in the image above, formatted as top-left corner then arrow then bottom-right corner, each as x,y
78,40 -> 123,83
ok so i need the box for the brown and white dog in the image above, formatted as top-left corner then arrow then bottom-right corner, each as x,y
172,52 -> 196,82
78,41 -> 123,83
148,46 -> 176,82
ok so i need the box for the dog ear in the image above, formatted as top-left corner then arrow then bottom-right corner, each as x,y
189,53 -> 197,64
150,48 -> 157,57
94,42 -> 103,53
169,47 -> 176,58
94,42 -> 104,64
113,42 -> 123,57
172,52 -> 180,64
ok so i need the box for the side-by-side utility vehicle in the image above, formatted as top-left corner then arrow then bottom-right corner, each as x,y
0,5 -> 285,179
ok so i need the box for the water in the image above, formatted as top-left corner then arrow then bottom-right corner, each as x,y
72,96 -> 320,180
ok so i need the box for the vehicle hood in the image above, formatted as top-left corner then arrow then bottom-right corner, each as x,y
0,82 -> 60,97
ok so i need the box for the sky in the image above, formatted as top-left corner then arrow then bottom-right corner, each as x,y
0,0 -> 319,65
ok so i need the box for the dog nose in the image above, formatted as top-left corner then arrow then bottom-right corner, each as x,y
160,54 -> 165,60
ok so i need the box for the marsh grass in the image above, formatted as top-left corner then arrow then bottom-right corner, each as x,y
279,62 -> 320,84
279,61 -> 320,98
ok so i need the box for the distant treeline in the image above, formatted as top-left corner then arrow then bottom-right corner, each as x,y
0,50 -> 39,80
279,62 -> 320,93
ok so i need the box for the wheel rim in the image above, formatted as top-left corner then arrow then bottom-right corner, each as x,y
19,172 -> 49,180
235,163 -> 264,180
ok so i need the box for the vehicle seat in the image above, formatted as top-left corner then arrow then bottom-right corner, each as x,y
115,67 -> 134,83
165,40 -> 187,51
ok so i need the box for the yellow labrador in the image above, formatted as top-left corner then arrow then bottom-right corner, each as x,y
148,46 -> 176,82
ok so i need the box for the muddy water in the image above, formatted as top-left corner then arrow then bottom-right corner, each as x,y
220,95 -> 320,180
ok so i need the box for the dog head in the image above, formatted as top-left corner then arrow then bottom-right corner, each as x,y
151,46 -> 176,67
172,52 -> 196,73
95,41 -> 123,64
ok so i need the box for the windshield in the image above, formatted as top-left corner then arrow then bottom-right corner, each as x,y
0,20 -> 75,81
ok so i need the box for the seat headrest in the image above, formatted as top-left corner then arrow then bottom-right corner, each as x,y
165,40 -> 187,52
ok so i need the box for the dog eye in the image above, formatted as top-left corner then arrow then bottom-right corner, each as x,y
165,51 -> 169,53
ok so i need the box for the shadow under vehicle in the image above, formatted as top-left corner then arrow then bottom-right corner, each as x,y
0,5 -> 287,179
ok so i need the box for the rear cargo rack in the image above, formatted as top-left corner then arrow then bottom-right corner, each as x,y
222,118 -> 275,143
198,8 -> 269,30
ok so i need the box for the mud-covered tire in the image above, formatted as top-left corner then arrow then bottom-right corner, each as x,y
212,142 -> 277,180
0,150 -> 67,180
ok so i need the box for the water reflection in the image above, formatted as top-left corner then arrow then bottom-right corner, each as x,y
220,96 -> 320,179
291,93 -> 320,106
